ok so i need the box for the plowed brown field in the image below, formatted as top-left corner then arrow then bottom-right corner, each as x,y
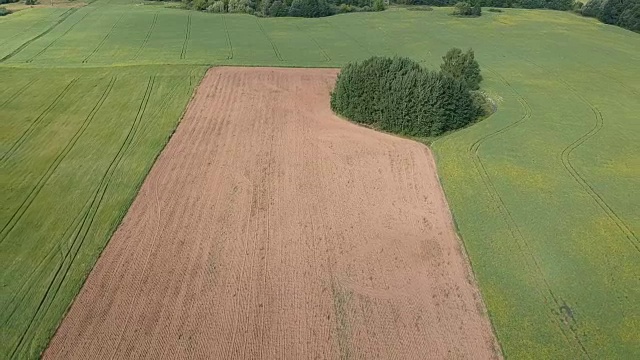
45,67 -> 499,359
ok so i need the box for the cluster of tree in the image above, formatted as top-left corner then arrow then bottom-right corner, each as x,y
576,0 -> 639,32
181,0 -> 386,17
330,49 -> 487,137
452,1 -> 482,15
393,0 -> 573,11
394,0 -> 638,31
0,0 -> 18,16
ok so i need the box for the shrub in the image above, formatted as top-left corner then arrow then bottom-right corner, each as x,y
0,6 -> 11,16
269,0 -> 289,15
337,3 -> 354,12
206,0 -> 226,11
330,55 -> 484,137
228,0 -> 253,12
487,7 -> 502,11
440,47 -> 482,90
572,1 -> 583,12
452,1 -> 473,15
288,0 -> 334,16
373,0 -> 386,10
473,1 -> 482,14
579,0 -> 639,32
192,0 -> 209,10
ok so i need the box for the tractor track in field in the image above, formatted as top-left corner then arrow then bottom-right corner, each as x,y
27,6 -> 99,63
1,78 -> 78,164
0,196 -> 92,330
520,59 -> 640,254
0,78 -> 114,246
556,81 -> 640,253
130,82 -> 183,148
180,14 -> 191,60
0,10 -> 62,48
223,15 -> 234,59
469,68 -> 592,359
0,79 -> 37,108
132,12 -> 158,60
295,24 -> 331,62
255,18 -> 283,61
8,76 -> 155,360
0,8 -> 78,63
82,13 -> 125,63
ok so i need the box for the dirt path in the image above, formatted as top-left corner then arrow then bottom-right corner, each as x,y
45,67 -> 500,359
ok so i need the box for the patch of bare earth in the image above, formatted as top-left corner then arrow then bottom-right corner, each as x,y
45,67 -> 500,359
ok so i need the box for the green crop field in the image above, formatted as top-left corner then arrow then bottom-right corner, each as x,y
1,0 -> 639,358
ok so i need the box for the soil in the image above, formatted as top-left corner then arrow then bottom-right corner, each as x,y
44,67 -> 500,359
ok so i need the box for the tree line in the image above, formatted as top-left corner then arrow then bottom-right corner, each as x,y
576,0 -> 639,32
0,0 -> 18,16
180,0 -> 386,17
394,0 -> 573,10
330,49 -> 488,138
394,0 -> 639,32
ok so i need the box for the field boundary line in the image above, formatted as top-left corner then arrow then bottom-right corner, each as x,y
0,79 -> 37,108
132,11 -> 158,60
469,67 -> 592,359
27,6 -> 98,63
1,78 -> 79,163
255,18 -> 283,61
82,13 -> 126,64
223,15 -> 234,60
0,77 -> 115,247
295,23 -> 331,62
8,76 -> 157,359
107,75 -> 198,359
180,13 -> 192,60
0,8 -> 78,63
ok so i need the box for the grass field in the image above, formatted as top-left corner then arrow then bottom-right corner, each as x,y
1,0 -> 639,358
0,65 -> 206,359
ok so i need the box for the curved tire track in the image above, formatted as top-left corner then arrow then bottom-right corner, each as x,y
521,59 -> 639,253
556,83 -> 639,253
468,68 -> 592,359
